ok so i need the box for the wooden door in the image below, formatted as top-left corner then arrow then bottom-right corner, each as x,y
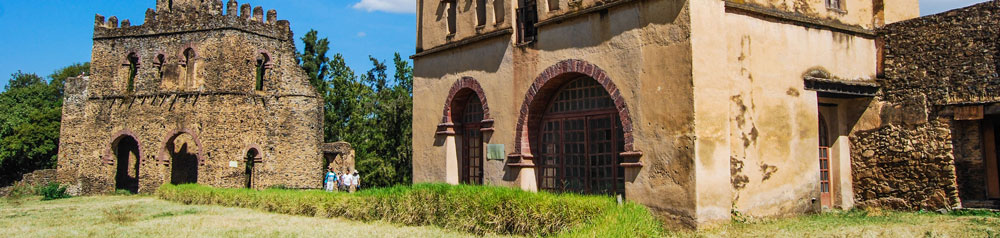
984,119 -> 1000,199
818,113 -> 833,208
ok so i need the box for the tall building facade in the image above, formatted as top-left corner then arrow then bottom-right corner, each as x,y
412,0 -> 919,228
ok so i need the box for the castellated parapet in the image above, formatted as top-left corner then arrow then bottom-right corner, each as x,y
58,0 -> 326,195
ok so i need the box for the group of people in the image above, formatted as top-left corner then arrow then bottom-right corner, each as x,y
324,168 -> 360,193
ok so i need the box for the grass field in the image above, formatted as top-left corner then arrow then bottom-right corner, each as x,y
0,195 -> 510,238
2,195 -> 999,237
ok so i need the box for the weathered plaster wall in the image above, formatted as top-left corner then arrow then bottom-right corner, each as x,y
413,36 -> 516,187
723,13 -> 878,217
852,1 -> 1000,210
417,0 -> 513,51
689,0 -> 884,220
58,1 -> 324,194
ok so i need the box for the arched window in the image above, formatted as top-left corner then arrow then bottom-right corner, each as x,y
537,77 -> 624,196
127,53 -> 139,92
181,48 -> 196,88
154,53 -> 166,79
255,53 -> 270,91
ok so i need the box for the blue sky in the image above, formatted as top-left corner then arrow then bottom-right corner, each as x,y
0,0 -> 990,89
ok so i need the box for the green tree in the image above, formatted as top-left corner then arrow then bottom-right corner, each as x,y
296,29 -> 331,95
295,30 -> 413,188
5,71 -> 45,91
0,72 -> 63,186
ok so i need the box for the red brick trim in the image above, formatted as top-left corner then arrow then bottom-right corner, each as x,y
179,43 -> 200,66
440,77 -> 492,132
244,144 -> 264,163
513,59 -> 638,155
121,50 -> 142,66
156,129 -> 205,166
103,130 -> 144,166
255,49 -> 275,69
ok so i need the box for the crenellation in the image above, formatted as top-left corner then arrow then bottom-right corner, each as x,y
145,9 -> 156,23
94,1 -> 294,41
267,9 -> 277,24
226,0 -> 238,18
107,16 -> 118,28
95,14 -> 105,28
207,0 -> 223,15
240,4 -> 251,20
121,19 -> 131,27
253,6 -> 264,22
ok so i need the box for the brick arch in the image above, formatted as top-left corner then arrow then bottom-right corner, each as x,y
103,130 -> 144,165
155,128 -> 206,166
513,59 -> 639,157
243,143 -> 264,162
438,77 -> 494,133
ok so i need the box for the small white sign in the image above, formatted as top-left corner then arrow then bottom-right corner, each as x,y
229,161 -> 239,168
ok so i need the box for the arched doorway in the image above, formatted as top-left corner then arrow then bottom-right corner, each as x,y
818,113 -> 832,208
458,95 -> 485,184
244,148 -> 260,188
114,135 -> 140,193
535,77 -> 625,196
168,133 -> 200,185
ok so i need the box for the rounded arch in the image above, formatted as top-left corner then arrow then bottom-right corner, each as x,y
156,128 -> 205,166
255,50 -> 274,68
103,130 -> 144,165
179,43 -> 199,66
439,77 -> 493,132
243,144 -> 264,162
818,112 -> 831,147
514,59 -> 637,156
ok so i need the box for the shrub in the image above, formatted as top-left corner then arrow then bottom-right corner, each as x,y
102,205 -> 139,224
113,189 -> 135,196
38,182 -> 71,201
156,183 -> 663,237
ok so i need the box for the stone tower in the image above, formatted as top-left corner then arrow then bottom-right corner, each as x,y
57,0 -> 324,194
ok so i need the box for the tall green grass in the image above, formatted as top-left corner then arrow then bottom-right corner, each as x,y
156,183 -> 663,237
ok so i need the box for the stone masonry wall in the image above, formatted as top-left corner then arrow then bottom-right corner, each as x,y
57,0 -> 324,195
851,1 -> 999,210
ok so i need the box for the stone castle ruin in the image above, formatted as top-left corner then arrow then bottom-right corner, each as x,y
57,0 -> 353,195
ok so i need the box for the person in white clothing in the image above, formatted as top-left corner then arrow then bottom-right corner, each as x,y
351,170 -> 360,192
339,171 -> 352,192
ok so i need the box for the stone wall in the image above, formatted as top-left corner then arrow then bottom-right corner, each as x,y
57,0 -> 324,195
0,169 -> 58,197
852,1 -> 1000,210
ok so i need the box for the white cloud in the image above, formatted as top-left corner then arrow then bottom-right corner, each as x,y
353,0 -> 416,14
357,32 -> 367,37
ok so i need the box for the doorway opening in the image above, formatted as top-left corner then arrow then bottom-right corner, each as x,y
168,133 -> 199,185
114,135 -> 140,194
245,148 -> 260,188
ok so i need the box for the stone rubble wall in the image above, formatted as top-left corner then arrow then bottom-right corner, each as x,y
852,1 -> 999,210
0,169 -> 58,197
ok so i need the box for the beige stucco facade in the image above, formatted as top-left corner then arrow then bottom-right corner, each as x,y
413,0 -> 917,228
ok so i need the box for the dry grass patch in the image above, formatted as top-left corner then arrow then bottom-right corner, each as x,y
0,195 -> 510,238
667,209 -> 1000,238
